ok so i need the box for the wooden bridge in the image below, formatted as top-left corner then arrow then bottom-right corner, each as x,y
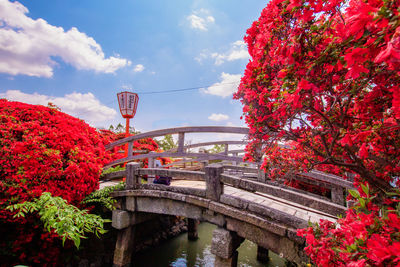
103,126 -> 353,267
104,126 -> 251,168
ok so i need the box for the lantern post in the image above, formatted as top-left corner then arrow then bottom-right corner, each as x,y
117,91 -> 139,158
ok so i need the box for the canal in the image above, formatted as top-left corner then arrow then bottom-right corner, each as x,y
132,222 -> 287,266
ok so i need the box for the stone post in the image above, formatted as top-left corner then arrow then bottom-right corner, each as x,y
205,164 -> 224,201
147,157 -> 155,183
126,162 -> 140,189
187,218 -> 199,240
211,228 -> 243,267
346,172 -> 356,208
127,141 -> 133,159
257,164 -> 267,183
331,186 -> 345,205
232,152 -> 238,166
113,226 -> 136,267
112,210 -> 135,267
256,246 -> 269,263
177,132 -> 185,153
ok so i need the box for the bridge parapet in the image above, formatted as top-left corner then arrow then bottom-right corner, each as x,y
103,162 -> 353,208
109,162 -> 350,266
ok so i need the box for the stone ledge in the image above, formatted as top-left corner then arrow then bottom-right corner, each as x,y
209,202 -> 287,236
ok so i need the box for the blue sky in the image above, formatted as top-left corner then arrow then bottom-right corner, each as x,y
0,0 -> 266,137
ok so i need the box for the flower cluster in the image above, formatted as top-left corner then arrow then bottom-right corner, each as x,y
298,185 -> 400,266
0,99 -> 110,265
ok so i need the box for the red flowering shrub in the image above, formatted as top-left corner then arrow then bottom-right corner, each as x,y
0,99 -> 110,265
235,0 -> 400,265
298,184 -> 400,266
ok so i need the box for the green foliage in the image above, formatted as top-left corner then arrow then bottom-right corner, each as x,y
209,144 -> 225,154
348,184 -> 376,213
108,123 -> 140,134
156,134 -> 177,151
81,182 -> 125,211
6,192 -> 110,249
101,165 -> 126,176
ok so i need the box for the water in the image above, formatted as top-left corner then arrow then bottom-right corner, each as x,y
133,222 -> 286,267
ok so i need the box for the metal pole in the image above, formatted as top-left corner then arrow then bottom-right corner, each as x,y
124,117 -> 130,158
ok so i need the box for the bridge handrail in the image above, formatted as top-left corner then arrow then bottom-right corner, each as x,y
220,173 -> 346,216
112,163 -> 347,217
177,140 -> 248,151
299,170 -> 354,189
222,165 -> 259,174
223,165 -> 353,191
105,126 -> 249,150
104,152 -> 245,168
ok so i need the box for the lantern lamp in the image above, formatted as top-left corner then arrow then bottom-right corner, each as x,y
117,91 -> 139,159
117,91 -> 139,119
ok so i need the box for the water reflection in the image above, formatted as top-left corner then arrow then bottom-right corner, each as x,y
133,222 -> 286,267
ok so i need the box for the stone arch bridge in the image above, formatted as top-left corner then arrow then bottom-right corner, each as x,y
102,126 -> 353,267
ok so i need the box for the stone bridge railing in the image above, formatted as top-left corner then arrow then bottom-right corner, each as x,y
104,126 -> 250,168
108,162 -> 349,266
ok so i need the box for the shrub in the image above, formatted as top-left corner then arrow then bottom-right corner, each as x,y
0,99 -> 110,265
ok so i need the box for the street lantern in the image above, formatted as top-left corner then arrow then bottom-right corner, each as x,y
117,91 -> 139,158
117,91 -> 139,119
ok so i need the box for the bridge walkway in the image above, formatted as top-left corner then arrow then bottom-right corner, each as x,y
171,179 -> 335,223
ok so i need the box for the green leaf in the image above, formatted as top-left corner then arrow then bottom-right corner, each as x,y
360,183 -> 369,196
348,189 -> 360,199
73,237 -> 80,249
5,191 -> 109,249
359,198 -> 366,208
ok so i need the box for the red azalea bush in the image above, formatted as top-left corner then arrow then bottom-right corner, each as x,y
235,0 -> 400,265
0,99 -> 110,265
298,184 -> 400,266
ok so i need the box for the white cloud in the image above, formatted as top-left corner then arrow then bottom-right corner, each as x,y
194,51 -> 209,63
201,72 -> 241,98
208,113 -> 229,122
186,9 -> 215,31
0,90 -> 117,125
211,40 -> 249,65
206,16 -> 215,23
0,0 -> 131,77
133,64 -> 145,72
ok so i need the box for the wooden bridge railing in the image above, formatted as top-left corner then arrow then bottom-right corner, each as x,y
104,126 -> 249,168
106,162 -> 347,218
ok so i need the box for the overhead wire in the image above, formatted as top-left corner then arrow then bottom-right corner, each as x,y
72,81 -> 241,118
134,81 -> 240,95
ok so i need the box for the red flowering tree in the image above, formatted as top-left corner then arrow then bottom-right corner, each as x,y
234,0 -> 400,265
0,99 -> 110,265
235,0 -> 400,193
